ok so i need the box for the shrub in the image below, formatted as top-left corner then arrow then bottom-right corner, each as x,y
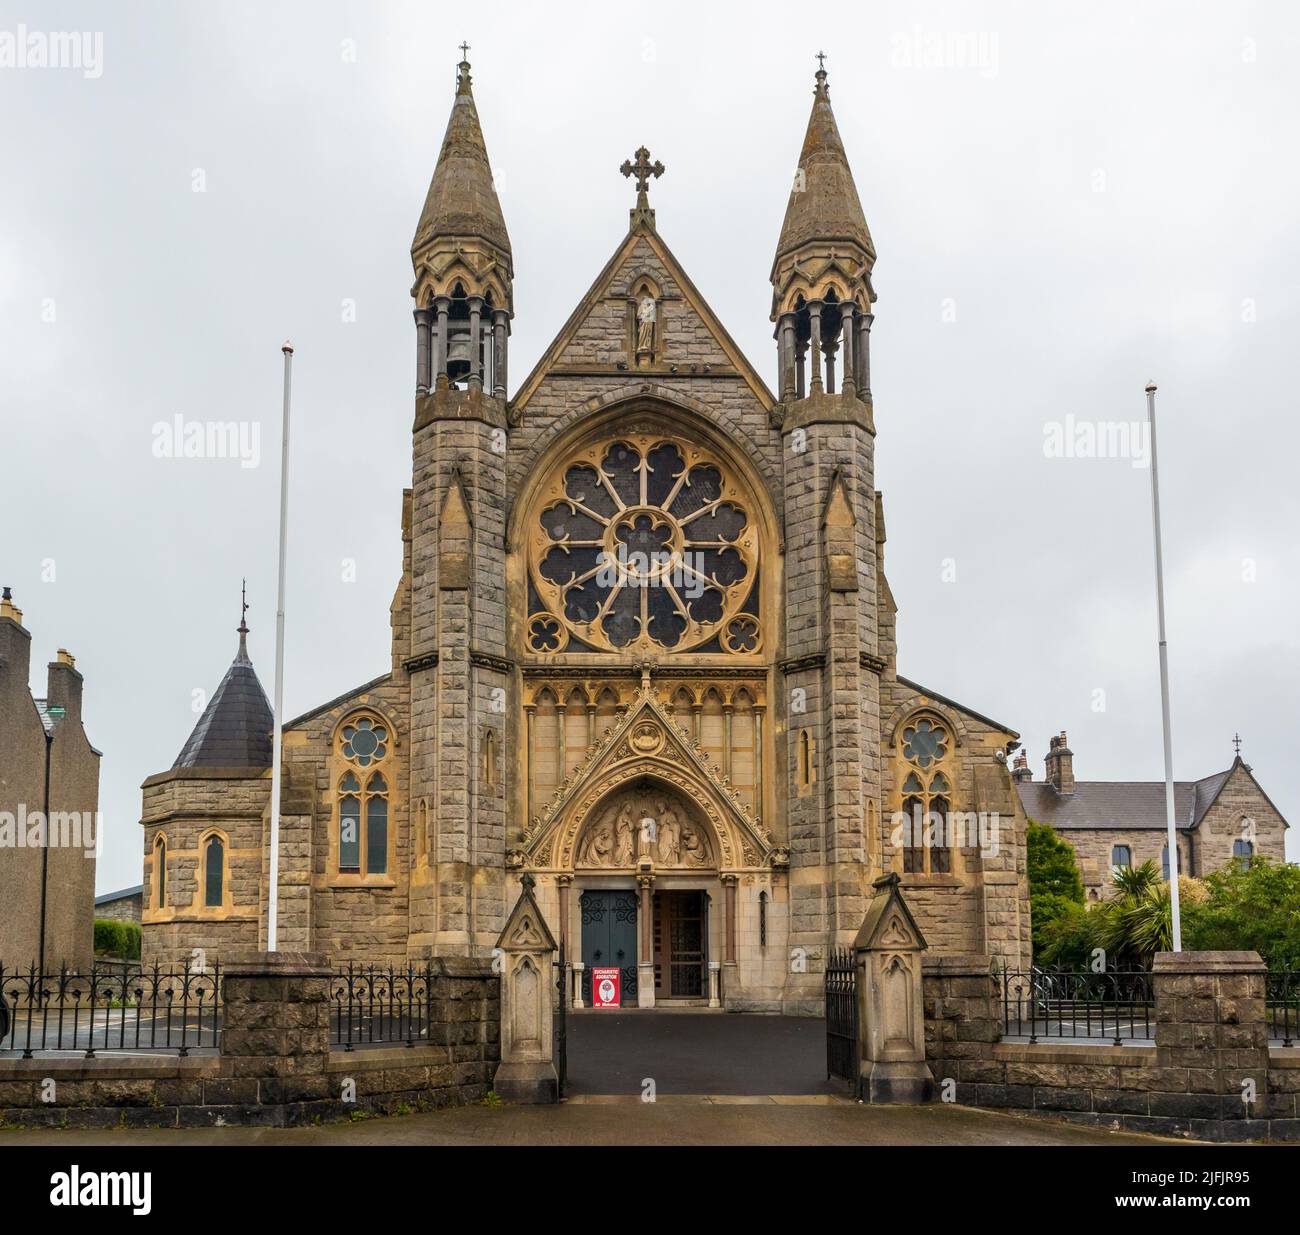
93,919 -> 129,959
1182,857 -> 1300,969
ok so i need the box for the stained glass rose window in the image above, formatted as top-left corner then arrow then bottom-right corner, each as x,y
527,429 -> 760,653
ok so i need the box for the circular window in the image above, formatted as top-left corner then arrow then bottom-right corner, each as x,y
902,718 -> 948,769
341,716 -> 388,767
526,429 -> 760,653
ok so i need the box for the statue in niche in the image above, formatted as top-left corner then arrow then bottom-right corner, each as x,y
636,295 -> 657,356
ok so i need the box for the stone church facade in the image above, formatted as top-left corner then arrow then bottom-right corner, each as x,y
140,57 -> 1037,1011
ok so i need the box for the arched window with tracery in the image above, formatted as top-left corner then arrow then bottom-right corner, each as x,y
898,714 -> 954,875
336,713 -> 391,877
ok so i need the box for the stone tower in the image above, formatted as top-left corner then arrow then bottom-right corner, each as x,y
771,63 -> 882,990
407,53 -> 514,956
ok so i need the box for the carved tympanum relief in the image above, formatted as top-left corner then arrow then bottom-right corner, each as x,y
575,785 -> 714,869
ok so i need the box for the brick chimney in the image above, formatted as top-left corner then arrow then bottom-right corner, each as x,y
1044,731 -> 1075,794
1011,749 -> 1032,782
0,586 -> 33,713
46,647 -> 84,723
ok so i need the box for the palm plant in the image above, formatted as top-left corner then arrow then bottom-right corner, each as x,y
1089,860 -> 1173,966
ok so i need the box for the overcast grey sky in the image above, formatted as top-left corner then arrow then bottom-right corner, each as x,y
2,0 -> 1296,894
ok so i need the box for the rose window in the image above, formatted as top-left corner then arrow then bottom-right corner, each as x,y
527,431 -> 760,653
902,718 -> 948,769
341,716 -> 388,767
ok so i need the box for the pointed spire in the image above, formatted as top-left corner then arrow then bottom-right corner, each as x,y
774,56 -> 874,266
411,49 -> 512,261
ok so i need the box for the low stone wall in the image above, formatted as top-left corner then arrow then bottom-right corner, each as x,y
0,953 -> 500,1128
923,951 -> 1300,1143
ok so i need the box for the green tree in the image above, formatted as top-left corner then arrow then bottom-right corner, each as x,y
1183,857 -> 1300,969
1026,820 -> 1086,962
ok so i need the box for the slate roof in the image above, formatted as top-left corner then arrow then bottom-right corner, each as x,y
773,68 -> 874,267
95,885 -> 143,906
1016,768 -> 1235,832
173,633 -> 273,770
411,58 -> 511,258
33,698 -> 65,735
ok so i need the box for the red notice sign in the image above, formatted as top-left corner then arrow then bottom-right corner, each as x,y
591,967 -> 621,1008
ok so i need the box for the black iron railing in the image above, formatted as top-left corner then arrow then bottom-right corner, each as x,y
997,965 -> 1153,1045
554,945 -> 567,1098
0,961 -> 221,1057
330,962 -> 434,1050
824,947 -> 858,1089
1267,971 -> 1299,1047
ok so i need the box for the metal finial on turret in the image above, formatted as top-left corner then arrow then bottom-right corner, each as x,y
237,578 -> 250,658
1233,732 -> 1242,758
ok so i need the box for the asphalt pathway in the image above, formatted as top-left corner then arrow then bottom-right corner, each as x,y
566,1010 -> 837,1096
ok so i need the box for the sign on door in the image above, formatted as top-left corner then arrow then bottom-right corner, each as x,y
592,966 -> 621,1008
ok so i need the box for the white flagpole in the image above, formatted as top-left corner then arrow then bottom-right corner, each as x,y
1144,379 -> 1182,951
268,341 -> 294,953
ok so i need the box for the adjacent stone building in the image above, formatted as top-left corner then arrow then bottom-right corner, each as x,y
1013,733 -> 1288,898
0,588 -> 100,971
94,885 -> 143,924
140,56 -> 1041,1007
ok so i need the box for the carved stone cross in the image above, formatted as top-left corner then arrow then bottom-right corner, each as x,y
620,146 -> 665,210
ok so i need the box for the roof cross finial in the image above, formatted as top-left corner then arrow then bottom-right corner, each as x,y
1233,732 -> 1242,758
459,40 -> 470,62
816,50 -> 827,72
620,146 -> 665,226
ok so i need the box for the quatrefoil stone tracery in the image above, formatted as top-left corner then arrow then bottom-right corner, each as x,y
528,432 -> 759,654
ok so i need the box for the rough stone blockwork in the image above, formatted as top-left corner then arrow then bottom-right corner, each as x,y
923,951 -> 1300,1143
0,953 -> 500,1128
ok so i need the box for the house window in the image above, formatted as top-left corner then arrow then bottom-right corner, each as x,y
1232,838 -> 1254,863
759,891 -> 768,948
1111,845 -> 1131,871
899,717 -> 954,875
1161,845 -> 1174,880
203,834 -> 224,907
154,834 -> 168,908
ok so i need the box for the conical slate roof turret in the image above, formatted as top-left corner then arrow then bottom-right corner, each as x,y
773,64 -> 874,268
173,600 -> 273,770
411,55 -> 512,261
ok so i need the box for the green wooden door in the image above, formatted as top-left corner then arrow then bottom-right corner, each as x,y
580,890 -> 638,1005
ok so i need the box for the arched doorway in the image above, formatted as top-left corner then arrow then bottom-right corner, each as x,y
571,779 -> 721,1007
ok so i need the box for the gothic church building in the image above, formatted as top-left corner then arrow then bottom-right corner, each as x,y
140,58 -> 1036,1011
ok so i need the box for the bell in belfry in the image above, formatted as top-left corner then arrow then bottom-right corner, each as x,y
446,328 -> 472,383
